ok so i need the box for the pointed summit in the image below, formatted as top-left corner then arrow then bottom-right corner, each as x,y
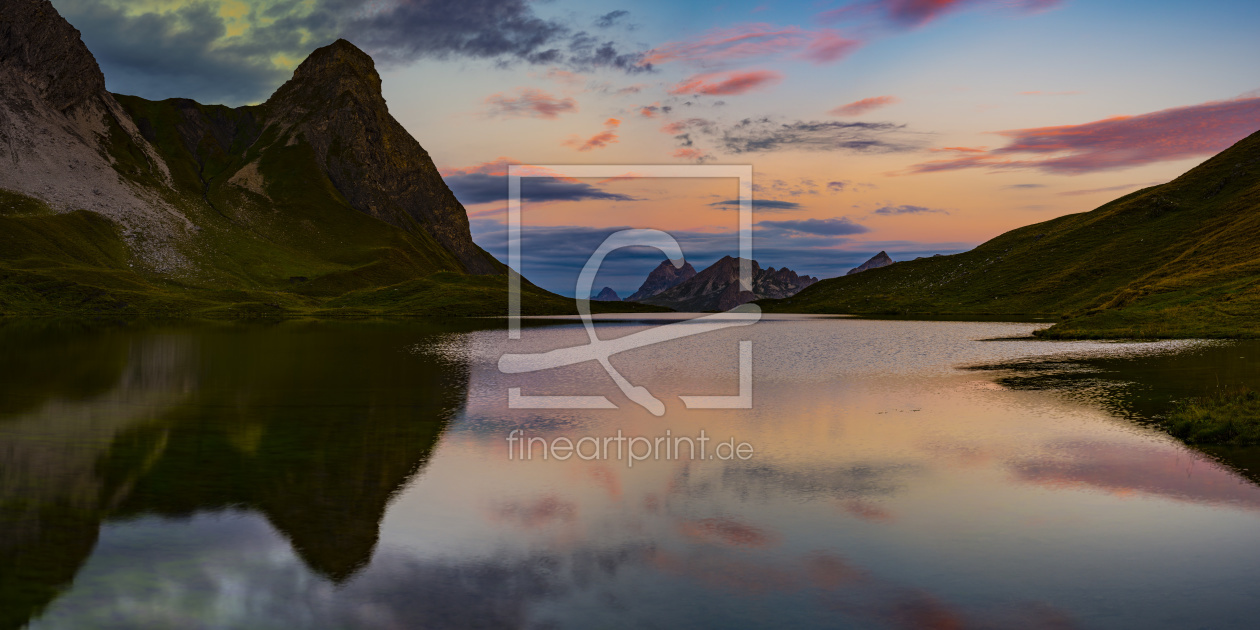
592,287 -> 622,301
846,251 -> 894,276
256,39 -> 499,273
267,39 -> 383,108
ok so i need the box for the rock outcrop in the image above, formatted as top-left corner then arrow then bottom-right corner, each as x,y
626,259 -> 697,301
846,251 -> 894,275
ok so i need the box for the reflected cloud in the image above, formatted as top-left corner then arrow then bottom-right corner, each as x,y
1010,441 -> 1260,510
678,517 -> 778,548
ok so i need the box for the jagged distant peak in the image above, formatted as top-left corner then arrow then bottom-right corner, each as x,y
846,251 -> 894,276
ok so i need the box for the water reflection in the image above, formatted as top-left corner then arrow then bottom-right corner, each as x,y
2,319 -> 1260,629
0,321 -> 468,628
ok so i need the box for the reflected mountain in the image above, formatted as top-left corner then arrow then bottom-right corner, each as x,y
0,321 -> 473,629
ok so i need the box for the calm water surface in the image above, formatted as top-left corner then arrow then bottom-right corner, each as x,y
2,317 -> 1259,629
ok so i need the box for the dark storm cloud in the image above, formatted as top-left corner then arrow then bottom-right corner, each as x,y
871,204 -> 948,215
715,118 -> 922,154
594,10 -> 630,28
51,0 -> 295,104
708,199 -> 804,212
445,174 -> 639,205
51,0 -> 651,105
757,217 -> 871,236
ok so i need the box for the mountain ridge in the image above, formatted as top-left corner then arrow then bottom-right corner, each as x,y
0,0 -> 663,317
640,256 -> 818,312
760,128 -> 1260,338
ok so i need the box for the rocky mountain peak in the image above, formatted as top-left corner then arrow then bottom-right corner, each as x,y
266,39 -> 384,112
0,0 -> 106,112
638,256 -> 817,312
846,251 -> 894,276
255,38 -> 499,274
288,40 -> 380,96
626,259 -> 697,301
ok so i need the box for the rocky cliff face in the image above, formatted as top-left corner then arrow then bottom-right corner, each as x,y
640,256 -> 818,311
0,0 -> 190,272
626,259 -> 697,301
1,0 -> 498,289
262,40 -> 497,274
846,251 -> 894,275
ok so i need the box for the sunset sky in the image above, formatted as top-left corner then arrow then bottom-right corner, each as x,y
54,0 -> 1260,296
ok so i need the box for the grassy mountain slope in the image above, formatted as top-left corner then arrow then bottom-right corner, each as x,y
0,2 -> 661,319
761,129 -> 1260,338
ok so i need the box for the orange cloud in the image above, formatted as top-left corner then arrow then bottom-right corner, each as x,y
673,147 -> 708,161
564,118 -> 622,152
669,70 -> 782,96
830,95 -> 900,116
483,88 -> 577,119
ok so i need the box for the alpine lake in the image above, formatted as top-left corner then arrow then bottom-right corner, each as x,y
3,315 -> 1259,629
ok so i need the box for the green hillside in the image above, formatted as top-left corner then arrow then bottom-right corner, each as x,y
0,7 -> 665,320
0,188 -> 657,319
761,128 -> 1260,338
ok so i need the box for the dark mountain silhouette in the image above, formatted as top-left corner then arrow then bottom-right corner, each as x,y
639,256 -> 818,311
626,260 -> 697,301
592,287 -> 621,301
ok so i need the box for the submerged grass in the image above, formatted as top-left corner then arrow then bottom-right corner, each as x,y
1164,388 -> 1260,445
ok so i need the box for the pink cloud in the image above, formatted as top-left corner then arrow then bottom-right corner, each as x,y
801,30 -> 863,63
830,95 -> 901,116
564,118 -> 622,152
540,68 -> 584,86
1012,440 -> 1260,510
908,96 -> 1260,174
483,88 -> 577,119
1018,90 -> 1083,96
1058,181 -> 1164,196
678,517 -> 778,548
643,23 -> 862,66
821,0 -> 1063,29
669,70 -> 782,96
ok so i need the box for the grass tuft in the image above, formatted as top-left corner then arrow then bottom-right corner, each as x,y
1163,388 -> 1260,445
